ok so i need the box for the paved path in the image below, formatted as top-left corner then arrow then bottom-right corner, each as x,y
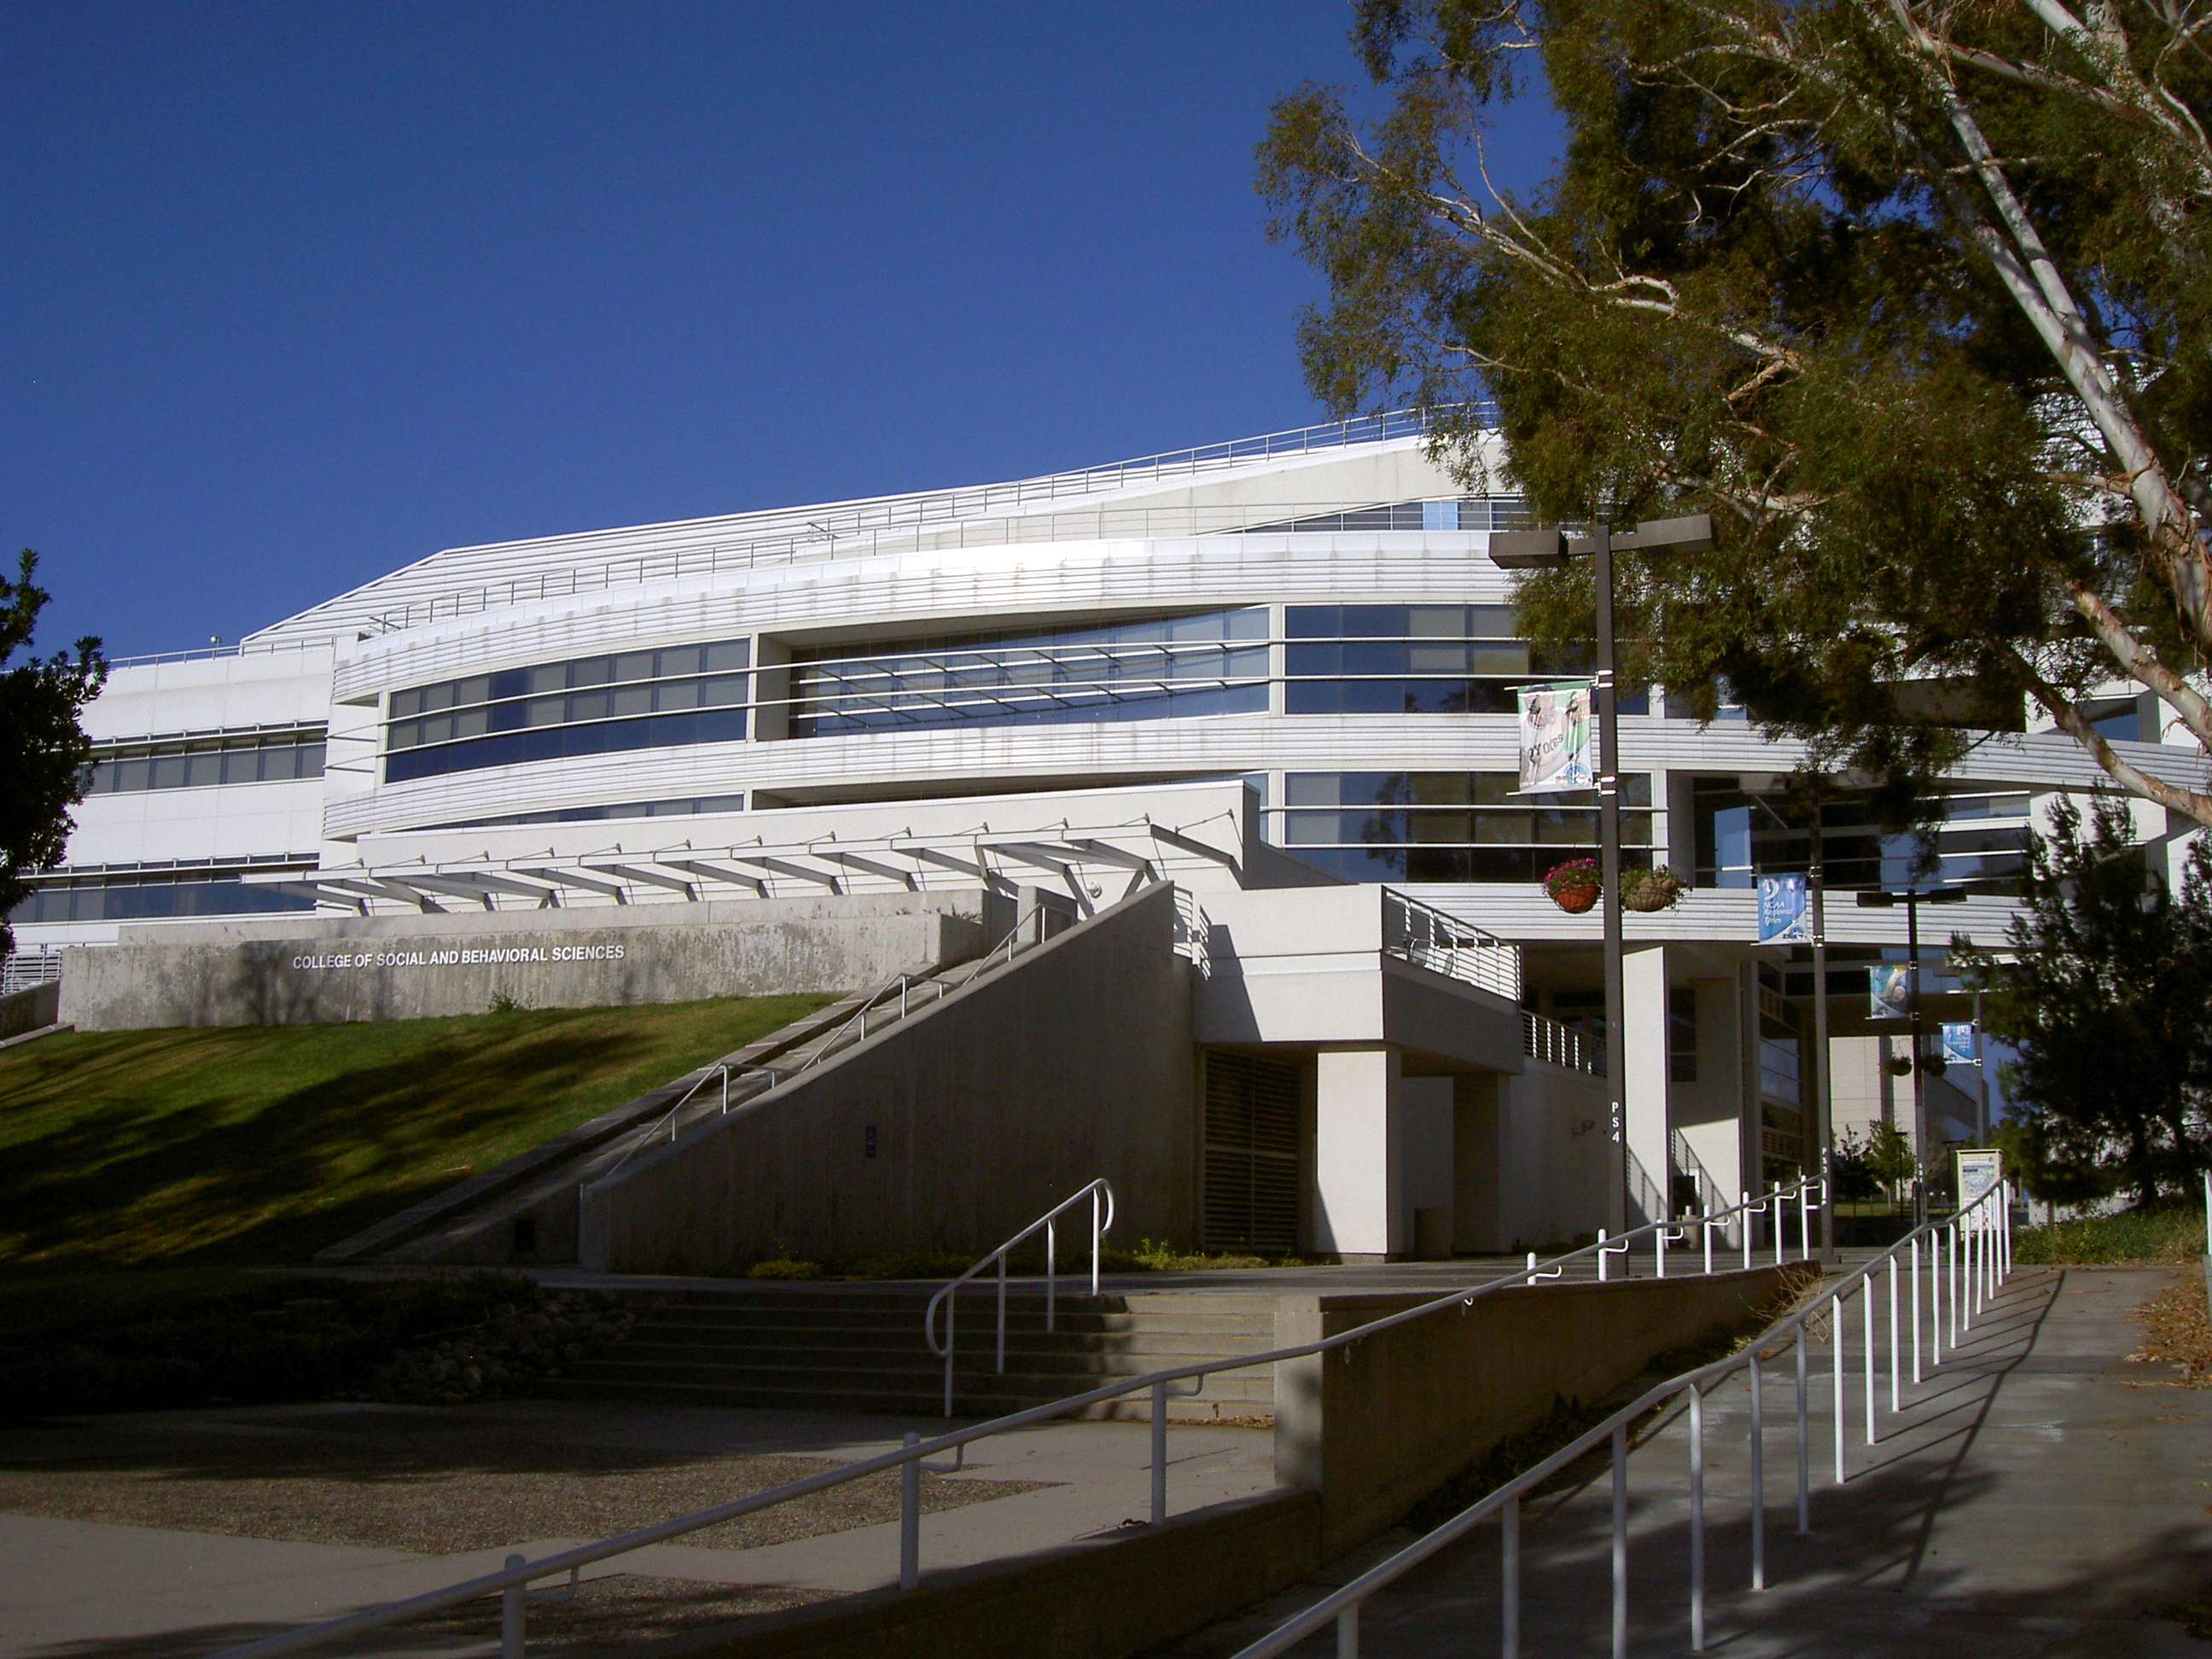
0,1400 -> 1270,1659
1165,1265 -> 2212,1658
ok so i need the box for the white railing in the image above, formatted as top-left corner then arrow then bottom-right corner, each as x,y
597,923 -> 1061,1183
1172,888 -> 1213,975
1231,1179 -> 2015,1659
1382,889 -> 1521,1001
1,949 -> 63,997
201,1171 -> 1825,1659
104,633 -> 344,670
923,1178 -> 1118,1417
1522,1008 -> 1604,1075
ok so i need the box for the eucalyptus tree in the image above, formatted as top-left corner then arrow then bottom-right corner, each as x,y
1,551 -> 106,957
1259,0 -> 2212,824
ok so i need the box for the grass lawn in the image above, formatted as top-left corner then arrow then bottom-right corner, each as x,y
0,995 -> 835,1301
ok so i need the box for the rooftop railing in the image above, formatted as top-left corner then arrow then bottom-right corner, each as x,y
341,489 -> 1517,638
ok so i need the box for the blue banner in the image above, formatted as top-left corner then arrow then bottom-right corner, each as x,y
1756,873 -> 1811,945
1941,1022 -> 1977,1066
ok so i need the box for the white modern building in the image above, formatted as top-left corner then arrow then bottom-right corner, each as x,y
12,414 -> 2190,1257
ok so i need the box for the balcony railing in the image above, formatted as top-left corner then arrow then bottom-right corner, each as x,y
1382,888 -> 1521,1001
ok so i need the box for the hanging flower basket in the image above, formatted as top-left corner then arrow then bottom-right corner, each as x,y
1621,864 -> 1688,913
1543,858 -> 1602,914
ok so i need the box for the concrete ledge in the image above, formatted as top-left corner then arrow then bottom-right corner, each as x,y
0,1022 -> 72,1052
606,1487 -> 1319,1659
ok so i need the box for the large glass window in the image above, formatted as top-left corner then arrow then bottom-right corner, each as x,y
9,874 -> 316,924
385,641 -> 749,783
1242,497 -> 1528,533
1272,771 -> 1654,883
1691,779 -> 2033,894
1284,605 -> 1645,716
788,610 -> 1268,736
84,736 -> 326,793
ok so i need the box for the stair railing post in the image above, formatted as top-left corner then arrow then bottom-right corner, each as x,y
1911,1236 -> 1923,1382
1703,1209 -> 1713,1277
1795,1330 -> 1809,1534
1090,1185 -> 1102,1296
995,1252 -> 1007,1375
1773,1185 -> 1784,1268
501,1555 -> 526,1659
1888,1254 -> 1900,1413
1045,1218 -> 1057,1334
899,1433 -> 920,1591
1749,1350 -> 1765,1592
1150,1381 -> 1168,1524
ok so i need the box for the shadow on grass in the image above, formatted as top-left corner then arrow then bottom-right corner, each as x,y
0,995 -> 831,1274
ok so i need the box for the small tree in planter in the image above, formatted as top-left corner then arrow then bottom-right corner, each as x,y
1543,858 -> 1602,914
1621,865 -> 1687,913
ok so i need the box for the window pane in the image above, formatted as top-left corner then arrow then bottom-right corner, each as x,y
183,753 -> 223,787
568,656 -> 613,687
611,684 -> 653,717
703,640 -> 750,672
700,675 -> 747,707
654,678 -> 701,711
151,755 -> 188,789
657,643 -> 702,678
613,651 -> 655,684
297,742 -> 326,778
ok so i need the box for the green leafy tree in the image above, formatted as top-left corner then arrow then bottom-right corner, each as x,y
1258,1 -> 2212,825
1954,795 -> 2212,1207
1,551 -> 106,957
1992,1111 -> 2119,1213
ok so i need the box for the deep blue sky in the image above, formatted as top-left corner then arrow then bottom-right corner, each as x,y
4,2 -> 1564,658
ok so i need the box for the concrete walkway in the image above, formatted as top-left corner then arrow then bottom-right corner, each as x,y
1165,1265 -> 2212,1658
0,1401 -> 1270,1659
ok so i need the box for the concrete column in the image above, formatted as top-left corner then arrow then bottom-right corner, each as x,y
1451,1072 -> 1504,1253
1672,974 -> 1749,1217
1314,1046 -> 1402,1261
1621,945 -> 1674,1229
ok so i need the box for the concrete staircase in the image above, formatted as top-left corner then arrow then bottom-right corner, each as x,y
550,1286 -> 1281,1420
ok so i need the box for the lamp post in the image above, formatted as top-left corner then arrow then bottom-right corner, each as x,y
1855,884 -> 1967,1220
1491,514 -> 1716,1233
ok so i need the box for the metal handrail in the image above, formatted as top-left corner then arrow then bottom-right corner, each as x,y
1382,888 -> 1522,1001
1231,1178 -> 2015,1659
595,925 -> 1057,1185
923,1178 -> 1118,1416
204,1167 -> 1827,1659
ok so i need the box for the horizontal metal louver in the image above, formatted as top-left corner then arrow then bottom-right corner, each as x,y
1203,1051 -> 1302,1254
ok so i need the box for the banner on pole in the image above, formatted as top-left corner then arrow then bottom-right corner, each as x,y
1757,873 -> 1812,945
1515,681 -> 1596,795
1869,963 -> 1912,1019
1941,1022 -> 1977,1067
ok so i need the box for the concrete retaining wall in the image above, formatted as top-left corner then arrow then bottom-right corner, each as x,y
56,894 -> 991,1029
660,1488 -> 1318,1659
0,981 -> 60,1041
583,882 -> 1197,1271
1275,1265 -> 1792,1555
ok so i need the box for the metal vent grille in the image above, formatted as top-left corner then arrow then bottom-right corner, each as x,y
1203,1051 -> 1302,1254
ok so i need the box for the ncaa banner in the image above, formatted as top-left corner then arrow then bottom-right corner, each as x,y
1756,873 -> 1812,945
1941,1022 -> 1977,1066
1516,680 -> 1596,794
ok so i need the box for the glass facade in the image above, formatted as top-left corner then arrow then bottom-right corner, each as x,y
84,736 -> 325,793
1692,780 -> 2033,893
787,610 -> 1269,736
1272,771 -> 1655,883
386,641 -> 749,783
1284,605 -> 1646,716
10,874 -> 316,924
418,794 -> 748,831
